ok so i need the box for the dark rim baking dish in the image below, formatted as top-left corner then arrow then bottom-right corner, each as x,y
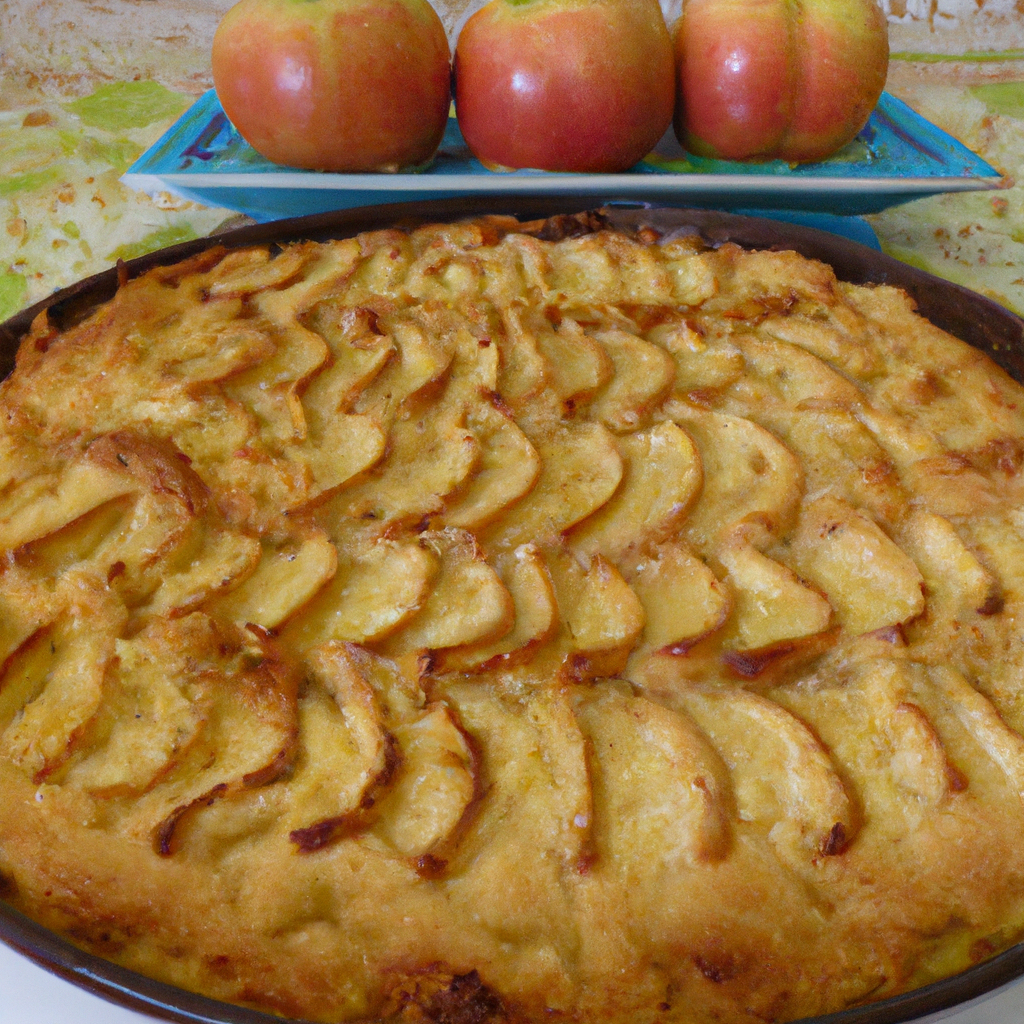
1,196 -> 1022,1024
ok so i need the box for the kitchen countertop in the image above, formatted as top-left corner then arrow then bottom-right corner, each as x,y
1,3 -> 1024,1024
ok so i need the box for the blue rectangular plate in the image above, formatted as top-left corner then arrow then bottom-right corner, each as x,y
123,90 -> 1001,224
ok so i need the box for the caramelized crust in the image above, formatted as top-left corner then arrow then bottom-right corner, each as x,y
1,216 -> 1024,1023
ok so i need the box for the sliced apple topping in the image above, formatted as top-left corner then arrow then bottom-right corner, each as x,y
374,703 -> 478,861
667,403 -> 803,553
900,510 -> 998,621
437,545 -> 557,672
787,496 -> 925,636
352,316 -> 454,425
484,420 -> 623,550
928,664 -> 1024,801
332,363 -> 481,525
718,542 -> 833,656
288,642 -> 394,852
495,305 -> 549,406
444,681 -> 592,877
759,310 -> 882,381
65,629 -> 212,797
674,684 -> 857,858
644,316 -> 744,396
576,685 -> 732,869
534,317 -> 612,410
587,330 -> 676,432
116,615 -> 299,855
570,421 -> 702,563
303,306 -> 395,403
731,334 -> 863,411
207,528 -> 337,630
282,537 -> 437,649
627,542 -> 730,654
1,585 -> 125,783
205,243 -> 315,299
545,548 -> 645,661
384,530 -> 514,655
222,318 -> 329,450
0,461 -> 135,553
441,399 -> 540,531
546,232 -> 676,307
856,661 -> 969,807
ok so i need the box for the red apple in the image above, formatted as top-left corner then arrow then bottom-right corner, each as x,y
674,0 -> 889,163
454,0 -> 675,173
211,0 -> 450,172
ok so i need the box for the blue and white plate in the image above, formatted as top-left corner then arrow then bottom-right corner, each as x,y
122,91 -> 1001,224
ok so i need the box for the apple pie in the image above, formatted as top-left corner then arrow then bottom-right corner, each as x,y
1,212 -> 1023,1023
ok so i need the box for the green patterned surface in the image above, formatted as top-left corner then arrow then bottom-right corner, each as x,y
0,80 -> 233,320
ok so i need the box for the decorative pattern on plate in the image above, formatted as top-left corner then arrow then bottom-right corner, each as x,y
1,213 -> 1024,1024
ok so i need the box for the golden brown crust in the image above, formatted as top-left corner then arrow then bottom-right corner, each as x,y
1,215 -> 1024,1023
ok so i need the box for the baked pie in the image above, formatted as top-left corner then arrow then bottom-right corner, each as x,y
0,212 -> 1023,1023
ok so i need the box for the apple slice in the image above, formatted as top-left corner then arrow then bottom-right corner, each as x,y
301,306 -> 394,408
485,420 -> 623,551
443,681 -> 592,878
787,496 -> 924,636
644,316 -> 744,395
856,660 -> 969,807
115,614 -> 299,855
223,318 -> 329,449
928,664 -> 1024,802
545,548 -> 645,659
667,402 -> 804,552
759,310 -> 881,381
575,685 -> 732,868
332,388 -> 479,527
0,461 -> 135,552
384,530 -> 514,655
207,528 -> 337,630
205,244 -> 313,299
287,641 -> 394,852
733,333 -> 863,409
352,316 -> 454,424
495,305 -> 549,406
569,421 -> 702,562
546,232 -> 676,305
718,541 -> 832,653
588,329 -> 676,432
139,526 -> 262,620
281,537 -> 437,649
441,399 -> 540,531
627,541 -> 730,654
436,545 -> 557,672
0,588 -> 125,783
534,317 -> 612,410
166,321 -> 277,385
374,702 -> 478,861
900,510 -> 998,620
64,624 -> 214,798
674,684 -> 857,858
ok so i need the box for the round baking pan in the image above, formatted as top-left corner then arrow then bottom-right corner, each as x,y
1,196 -> 1022,1024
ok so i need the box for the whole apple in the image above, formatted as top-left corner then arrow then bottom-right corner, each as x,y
212,0 -> 450,172
454,0 -> 675,173
674,0 -> 889,163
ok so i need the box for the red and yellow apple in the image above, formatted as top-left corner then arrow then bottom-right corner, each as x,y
674,0 -> 889,163
212,0 -> 451,172
454,0 -> 675,173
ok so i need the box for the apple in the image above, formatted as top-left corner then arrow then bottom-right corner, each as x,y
454,0 -> 675,173
211,0 -> 451,172
674,0 -> 889,163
